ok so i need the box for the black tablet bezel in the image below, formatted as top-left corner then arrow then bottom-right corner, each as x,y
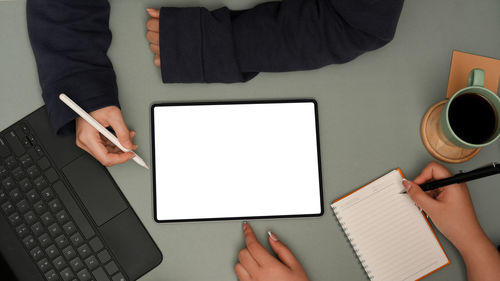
151,99 -> 324,223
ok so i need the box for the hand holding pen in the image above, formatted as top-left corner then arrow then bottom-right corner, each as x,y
401,162 -> 500,192
401,162 -> 500,280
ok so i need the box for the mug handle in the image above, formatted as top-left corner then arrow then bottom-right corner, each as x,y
468,68 -> 485,87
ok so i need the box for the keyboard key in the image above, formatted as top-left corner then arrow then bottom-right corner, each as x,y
0,137 -> 10,158
62,245 -> 76,260
0,165 -> 10,179
97,250 -> 111,264
35,146 -> 44,156
30,246 -> 44,261
63,222 -> 77,236
89,237 -> 104,252
53,181 -> 95,239
45,269 -> 59,281
9,188 -> 22,203
19,178 -> 33,192
41,187 -> 54,201
70,257 -> 84,272
2,177 -> 15,191
84,255 -> 99,270
38,233 -> 52,248
15,224 -> 30,238
20,123 -> 30,133
21,136 -> 30,147
31,222 -> 44,236
77,269 -> 92,281
5,156 -> 18,170
37,157 -> 51,171
16,199 -> 30,214
77,244 -> 92,259
24,210 -> 37,224
60,267 -> 75,281
112,273 -> 126,281
34,176 -> 48,190
38,258 -> 51,272
12,167 -> 25,180
22,235 -> 36,249
105,261 -> 118,275
92,267 -> 110,281
41,212 -> 55,226
34,201 -> 47,214
53,256 -> 67,271
46,244 -> 59,259
27,166 -> 40,179
0,165 -> 8,179
26,189 -> 39,203
55,234 -> 69,249
8,212 -> 22,226
45,168 -> 58,183
55,210 -> 69,224
19,154 -> 33,168
0,189 -> 7,203
48,223 -> 62,237
6,131 -> 25,156
27,147 -> 40,161
1,201 -> 15,215
70,232 -> 84,247
20,122 -> 30,133
48,199 -> 62,212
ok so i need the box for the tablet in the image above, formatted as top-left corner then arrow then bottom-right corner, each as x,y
151,100 -> 323,222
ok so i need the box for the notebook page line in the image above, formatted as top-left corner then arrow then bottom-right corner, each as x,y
376,260 -> 436,281
339,194 -> 420,236
371,245 -> 434,279
342,199 -> 418,233
351,225 -> 431,261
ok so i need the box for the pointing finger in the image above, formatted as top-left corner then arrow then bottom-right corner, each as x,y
242,222 -> 275,266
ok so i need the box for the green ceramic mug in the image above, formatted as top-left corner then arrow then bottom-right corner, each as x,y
441,68 -> 500,149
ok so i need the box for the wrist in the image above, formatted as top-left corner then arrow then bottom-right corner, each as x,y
456,232 -> 493,258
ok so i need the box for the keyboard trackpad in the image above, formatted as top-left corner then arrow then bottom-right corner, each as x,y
62,154 -> 127,226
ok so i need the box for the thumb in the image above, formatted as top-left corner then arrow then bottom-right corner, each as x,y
402,179 -> 438,213
267,232 -> 301,269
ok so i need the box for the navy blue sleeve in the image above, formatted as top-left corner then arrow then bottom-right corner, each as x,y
27,0 -> 119,135
159,0 -> 404,83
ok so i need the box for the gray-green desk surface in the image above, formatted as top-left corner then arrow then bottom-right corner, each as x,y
1,0 -> 500,280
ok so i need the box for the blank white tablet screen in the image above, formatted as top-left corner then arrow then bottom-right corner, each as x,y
153,101 -> 322,221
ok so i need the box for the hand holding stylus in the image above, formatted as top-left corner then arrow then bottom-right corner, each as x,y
60,94 -> 148,169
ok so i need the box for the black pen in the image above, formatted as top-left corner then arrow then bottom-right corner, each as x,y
401,162 -> 500,193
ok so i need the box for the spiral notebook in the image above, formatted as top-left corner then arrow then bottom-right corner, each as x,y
331,169 -> 449,281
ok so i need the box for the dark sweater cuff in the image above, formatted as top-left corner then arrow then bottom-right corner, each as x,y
159,7 -> 257,83
159,7 -> 204,83
41,70 -> 120,135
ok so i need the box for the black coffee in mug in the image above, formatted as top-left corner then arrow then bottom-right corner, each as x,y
448,93 -> 498,144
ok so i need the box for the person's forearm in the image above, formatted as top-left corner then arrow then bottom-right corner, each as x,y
458,234 -> 500,281
159,0 -> 404,83
27,0 -> 119,135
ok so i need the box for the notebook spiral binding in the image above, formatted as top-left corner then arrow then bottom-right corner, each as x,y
333,206 -> 374,280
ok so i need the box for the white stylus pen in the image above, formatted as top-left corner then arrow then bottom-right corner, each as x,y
59,93 -> 149,169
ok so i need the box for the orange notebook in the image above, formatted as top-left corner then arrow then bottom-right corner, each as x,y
331,169 -> 450,281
